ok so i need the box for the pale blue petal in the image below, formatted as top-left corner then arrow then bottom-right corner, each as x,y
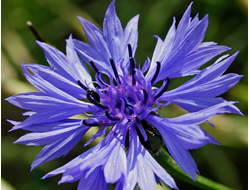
66,35 -> 93,86
20,62 -> 93,105
170,97 -> 242,114
103,0 -> 123,63
42,145 -> 101,179
78,167 -> 109,190
155,101 -> 237,125
72,38 -> 112,74
104,140 -> 127,183
24,64 -> 85,99
146,155 -> 178,189
6,92 -> 87,112
137,153 -> 155,190
31,127 -> 88,170
10,108 -> 89,131
16,119 -> 81,132
122,14 -> 139,69
77,16 -> 111,61
36,41 -> 75,81
14,124 -> 88,146
173,3 -> 193,45
147,18 -> 176,82
162,131 -> 198,180
167,44 -> 230,78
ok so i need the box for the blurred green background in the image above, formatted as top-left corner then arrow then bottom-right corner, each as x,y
1,0 -> 247,190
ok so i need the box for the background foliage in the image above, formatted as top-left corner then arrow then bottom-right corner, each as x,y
2,0 -> 248,189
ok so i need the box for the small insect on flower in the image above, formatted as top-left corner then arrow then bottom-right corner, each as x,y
6,0 -> 243,190
127,111 -> 163,155
138,119 -> 163,154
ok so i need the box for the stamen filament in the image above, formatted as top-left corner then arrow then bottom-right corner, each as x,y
77,82 -> 107,109
89,60 -> 99,73
105,110 -> 120,121
142,89 -> 148,105
128,44 -> 136,85
87,89 -> 100,103
151,61 -> 161,85
95,73 -> 108,88
128,44 -> 133,57
82,119 -> 104,126
154,77 -> 170,100
129,57 -> 136,85
109,58 -> 121,84
90,60 -> 109,86
87,93 -> 107,109
77,80 -> 88,91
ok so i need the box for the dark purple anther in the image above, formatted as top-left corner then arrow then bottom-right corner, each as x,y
142,89 -> 148,105
128,43 -> 133,57
77,80 -> 107,109
77,80 -> 88,91
151,61 -> 161,85
82,118 -> 105,126
109,58 -> 121,84
129,57 -> 136,85
154,77 -> 170,100
90,60 -> 109,85
86,91 -> 107,109
105,110 -> 120,121
128,44 -> 136,85
89,60 -> 99,73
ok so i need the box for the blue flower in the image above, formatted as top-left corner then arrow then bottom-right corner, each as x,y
6,1 -> 242,190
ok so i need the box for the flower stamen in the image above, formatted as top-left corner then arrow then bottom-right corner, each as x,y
154,77 -> 170,100
89,60 -> 99,73
86,89 -> 100,103
77,80 -> 107,109
129,57 -> 136,85
151,61 -> 161,85
142,89 -> 148,105
128,44 -> 136,85
77,80 -> 88,91
86,90 -> 107,109
105,110 -> 120,121
90,60 -> 109,85
82,119 -> 105,126
109,58 -> 121,84
124,104 -> 134,115
128,43 -> 133,57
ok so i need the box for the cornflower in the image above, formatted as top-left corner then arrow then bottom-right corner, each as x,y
7,1 -> 242,189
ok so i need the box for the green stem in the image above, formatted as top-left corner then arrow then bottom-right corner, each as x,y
155,148 -> 234,190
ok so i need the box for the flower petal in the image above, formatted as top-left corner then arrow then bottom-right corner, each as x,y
78,167 -> 109,190
66,35 -> 92,86
6,92 -> 86,111
14,122 -> 88,146
166,43 -> 230,78
104,139 -> 127,183
31,126 -> 88,170
77,16 -> 111,62
36,41 -> 75,81
170,97 -> 242,114
24,64 -> 85,99
10,108 -> 88,131
121,14 -> 139,69
103,0 -> 123,63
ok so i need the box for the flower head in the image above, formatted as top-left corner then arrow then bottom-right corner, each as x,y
7,1 -> 242,189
